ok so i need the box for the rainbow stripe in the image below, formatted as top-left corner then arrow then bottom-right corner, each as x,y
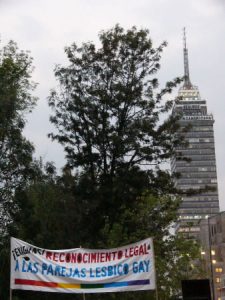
15,278 -> 150,289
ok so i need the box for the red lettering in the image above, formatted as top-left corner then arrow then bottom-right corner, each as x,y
46,251 -> 52,260
106,252 -> 111,262
118,250 -> 123,259
100,252 -> 105,262
134,246 -> 139,256
144,243 -> 149,254
59,253 -> 65,262
111,251 -> 117,260
91,253 -> 97,263
77,253 -> 82,263
125,249 -> 129,258
53,253 -> 59,262
83,253 -> 88,263
129,247 -> 134,257
139,244 -> 149,255
71,253 -> 76,263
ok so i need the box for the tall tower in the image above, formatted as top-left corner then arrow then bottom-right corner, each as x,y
171,29 -> 220,239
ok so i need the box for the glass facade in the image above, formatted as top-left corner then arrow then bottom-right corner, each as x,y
172,85 -> 220,238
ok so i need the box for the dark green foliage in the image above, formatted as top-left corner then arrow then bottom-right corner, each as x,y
49,25 -> 182,179
48,24 -> 185,247
5,162 -> 91,300
0,41 -> 37,231
0,41 -> 37,299
0,27 -> 202,300
48,25 -> 185,251
46,25 -> 201,300
11,162 -> 80,249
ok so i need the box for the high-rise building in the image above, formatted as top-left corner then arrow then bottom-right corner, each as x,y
171,29 -> 220,239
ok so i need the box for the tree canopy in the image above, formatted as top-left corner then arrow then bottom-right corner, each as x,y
46,25 -> 201,300
0,41 -> 37,232
48,25 -> 185,246
0,27 -> 203,300
49,25 -> 182,179
0,40 -> 38,300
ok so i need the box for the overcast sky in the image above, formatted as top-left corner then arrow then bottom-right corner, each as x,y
0,0 -> 224,209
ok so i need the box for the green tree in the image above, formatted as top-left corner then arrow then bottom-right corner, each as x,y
0,26 -> 200,300
10,174 -> 202,300
0,40 -> 37,300
0,40 -> 37,231
47,25 -> 200,299
8,162 -> 88,300
49,25 -> 182,177
48,25 -> 183,242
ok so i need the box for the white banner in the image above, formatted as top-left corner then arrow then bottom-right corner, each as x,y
10,237 -> 155,294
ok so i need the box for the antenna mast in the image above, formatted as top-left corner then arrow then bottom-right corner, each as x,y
183,27 -> 192,88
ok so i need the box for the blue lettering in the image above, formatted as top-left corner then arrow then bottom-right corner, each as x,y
61,267 -> 66,277
47,264 -> 53,276
123,263 -> 129,275
90,268 -> 95,278
42,263 -> 47,275
132,260 -> 150,273
72,268 -> 80,278
21,261 -> 39,274
22,260 -> 27,272
27,262 -> 33,273
54,265 -> 61,276
81,268 -> 86,278
144,260 -> 150,272
117,264 -> 123,275
33,262 -> 39,274
101,266 -> 107,277
108,266 -> 113,276
95,267 -> 101,278
133,261 -> 138,273
15,260 -> 19,272
66,267 -> 72,277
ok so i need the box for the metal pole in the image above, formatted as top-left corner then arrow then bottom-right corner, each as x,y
152,239 -> 159,300
80,246 -> 86,300
10,237 -> 12,300
155,285 -> 159,300
208,217 -> 215,300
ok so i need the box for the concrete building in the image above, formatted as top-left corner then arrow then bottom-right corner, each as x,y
199,212 -> 225,300
171,29 -> 220,238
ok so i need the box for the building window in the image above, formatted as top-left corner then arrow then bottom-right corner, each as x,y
216,268 -> 223,273
216,278 -> 221,283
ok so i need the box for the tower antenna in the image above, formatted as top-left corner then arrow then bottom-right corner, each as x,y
183,27 -> 192,88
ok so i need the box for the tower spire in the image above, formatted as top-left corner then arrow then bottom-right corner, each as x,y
183,27 -> 192,88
